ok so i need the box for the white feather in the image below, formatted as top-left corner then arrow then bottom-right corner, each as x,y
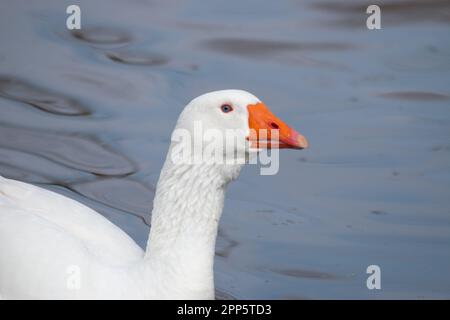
0,90 -> 261,299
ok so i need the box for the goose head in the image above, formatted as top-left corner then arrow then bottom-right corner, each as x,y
171,89 -> 308,165
148,90 -> 310,294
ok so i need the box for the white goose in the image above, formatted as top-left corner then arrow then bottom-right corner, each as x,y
0,90 -> 308,299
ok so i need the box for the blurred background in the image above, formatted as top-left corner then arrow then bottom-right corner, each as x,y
0,0 -> 449,299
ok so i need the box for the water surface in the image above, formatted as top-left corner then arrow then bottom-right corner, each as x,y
1,0 -> 449,299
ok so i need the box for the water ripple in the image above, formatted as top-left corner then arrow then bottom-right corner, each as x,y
70,177 -> 153,225
71,27 -> 132,47
0,125 -> 136,176
379,91 -> 450,101
202,38 -> 356,58
0,76 -> 90,116
106,51 -> 170,66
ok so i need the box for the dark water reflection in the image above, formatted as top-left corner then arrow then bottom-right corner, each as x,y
379,91 -> 450,101
0,125 -> 136,176
106,51 -> 170,66
0,0 -> 449,299
312,0 -> 450,27
203,38 -> 357,57
271,268 -> 341,280
72,27 -> 132,46
0,76 -> 90,116
70,177 -> 153,225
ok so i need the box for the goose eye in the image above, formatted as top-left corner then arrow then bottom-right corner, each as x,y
220,104 -> 233,113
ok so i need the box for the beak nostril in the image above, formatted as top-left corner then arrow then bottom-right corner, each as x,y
270,122 -> 279,129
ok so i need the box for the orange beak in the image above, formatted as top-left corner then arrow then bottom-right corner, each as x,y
247,102 -> 309,149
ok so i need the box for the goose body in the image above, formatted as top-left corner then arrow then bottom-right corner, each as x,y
0,90 -> 308,299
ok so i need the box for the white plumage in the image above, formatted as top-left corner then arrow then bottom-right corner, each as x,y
0,90 -> 307,299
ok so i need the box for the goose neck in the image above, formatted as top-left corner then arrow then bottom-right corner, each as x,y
144,157 -> 242,298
